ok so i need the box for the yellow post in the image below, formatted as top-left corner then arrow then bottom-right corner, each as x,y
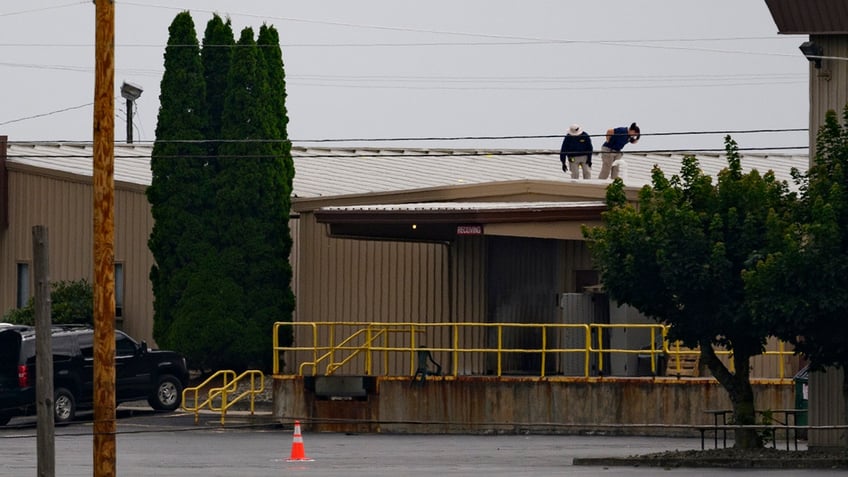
540,324 -> 547,377
596,326 -> 604,374
496,325 -> 503,376
584,325 -> 590,377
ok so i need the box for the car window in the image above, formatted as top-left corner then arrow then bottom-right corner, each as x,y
78,332 -> 94,359
0,330 -> 22,370
115,333 -> 137,357
52,335 -> 78,360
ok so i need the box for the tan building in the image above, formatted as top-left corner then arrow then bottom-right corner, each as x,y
767,0 -> 848,448
2,138 -> 804,365
2,137 -> 809,432
0,138 -> 155,341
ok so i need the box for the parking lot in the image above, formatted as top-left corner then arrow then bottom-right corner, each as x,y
0,409 -> 843,476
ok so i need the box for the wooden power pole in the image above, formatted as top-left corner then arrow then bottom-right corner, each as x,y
33,225 -> 55,477
93,0 -> 116,476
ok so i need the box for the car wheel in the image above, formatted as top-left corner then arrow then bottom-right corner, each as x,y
0,413 -> 11,426
54,387 -> 76,425
148,374 -> 182,411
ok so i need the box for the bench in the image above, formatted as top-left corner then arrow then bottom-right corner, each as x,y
700,408 -> 808,450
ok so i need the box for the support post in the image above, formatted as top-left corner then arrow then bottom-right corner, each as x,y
93,0 -> 116,475
33,225 -> 54,477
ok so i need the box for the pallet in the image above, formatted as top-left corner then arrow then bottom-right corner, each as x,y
666,347 -> 700,377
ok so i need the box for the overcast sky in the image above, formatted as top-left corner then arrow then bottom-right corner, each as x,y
0,1 -> 810,153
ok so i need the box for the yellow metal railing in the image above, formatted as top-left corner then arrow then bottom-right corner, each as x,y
272,321 -> 795,380
182,369 -> 265,425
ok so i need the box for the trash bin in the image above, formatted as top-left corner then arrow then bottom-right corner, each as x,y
636,349 -> 666,376
794,365 -> 809,426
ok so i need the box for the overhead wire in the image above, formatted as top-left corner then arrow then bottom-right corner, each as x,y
6,128 -> 808,146
4,145 -> 812,160
0,3 -> 815,143
0,1 -> 87,18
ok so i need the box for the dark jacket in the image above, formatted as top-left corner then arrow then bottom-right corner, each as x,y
560,132 -> 594,166
602,126 -> 630,151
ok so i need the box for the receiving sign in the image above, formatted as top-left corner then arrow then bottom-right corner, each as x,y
456,225 -> 483,235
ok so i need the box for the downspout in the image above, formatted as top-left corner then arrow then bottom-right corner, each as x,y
0,135 -> 7,231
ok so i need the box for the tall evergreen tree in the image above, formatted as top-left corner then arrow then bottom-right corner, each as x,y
257,24 -> 294,190
201,14 -> 234,158
147,11 -> 210,348
257,23 -> 296,354
150,14 -> 295,371
165,27 -> 293,371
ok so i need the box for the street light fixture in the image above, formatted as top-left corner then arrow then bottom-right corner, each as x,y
120,81 -> 143,143
799,41 -> 823,69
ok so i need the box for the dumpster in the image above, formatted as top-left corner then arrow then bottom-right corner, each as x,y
794,365 -> 809,426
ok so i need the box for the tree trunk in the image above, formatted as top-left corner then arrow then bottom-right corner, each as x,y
699,340 -> 763,449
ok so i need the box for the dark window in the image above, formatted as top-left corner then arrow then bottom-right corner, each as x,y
78,332 -> 94,359
52,335 -> 78,362
16,263 -> 29,308
115,333 -> 137,357
114,263 -> 124,317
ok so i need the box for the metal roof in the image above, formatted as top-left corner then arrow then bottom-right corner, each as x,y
766,0 -> 848,34
5,142 -> 808,198
5,142 -> 153,186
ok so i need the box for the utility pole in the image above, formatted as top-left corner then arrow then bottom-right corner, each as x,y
93,0 -> 116,476
33,225 -> 54,477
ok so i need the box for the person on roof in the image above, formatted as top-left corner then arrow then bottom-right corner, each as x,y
559,123 -> 593,179
599,122 -> 640,180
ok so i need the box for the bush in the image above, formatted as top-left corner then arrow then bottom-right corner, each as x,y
2,279 -> 94,325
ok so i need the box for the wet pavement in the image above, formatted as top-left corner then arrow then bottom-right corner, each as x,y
0,409 -> 843,476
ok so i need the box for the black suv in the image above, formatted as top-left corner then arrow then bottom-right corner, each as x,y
0,324 -> 189,425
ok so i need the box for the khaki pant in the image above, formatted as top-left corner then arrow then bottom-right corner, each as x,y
599,147 -> 622,179
569,155 -> 591,179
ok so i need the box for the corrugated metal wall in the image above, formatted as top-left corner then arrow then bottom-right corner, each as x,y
292,211 -> 452,375
809,368 -> 847,448
0,167 -> 156,343
290,215 -> 601,377
486,236 -> 559,374
449,235 -> 486,374
807,35 -> 848,447
809,35 -> 848,160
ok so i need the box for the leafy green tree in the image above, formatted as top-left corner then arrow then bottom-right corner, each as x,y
745,107 -> 848,432
3,279 -> 93,325
583,137 -> 795,448
147,11 -> 210,348
201,14 -> 234,157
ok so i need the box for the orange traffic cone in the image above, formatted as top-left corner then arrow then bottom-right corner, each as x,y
286,420 -> 314,462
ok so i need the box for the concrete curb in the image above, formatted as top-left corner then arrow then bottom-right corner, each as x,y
573,456 -> 848,469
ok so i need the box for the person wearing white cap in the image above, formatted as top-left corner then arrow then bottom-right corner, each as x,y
560,123 -> 593,179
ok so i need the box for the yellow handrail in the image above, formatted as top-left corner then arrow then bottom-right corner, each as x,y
273,321 -> 796,380
181,369 -> 265,425
182,370 -> 236,424
207,370 -> 265,425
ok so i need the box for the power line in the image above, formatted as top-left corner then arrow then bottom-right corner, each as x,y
291,128 -> 808,143
5,128 -> 808,146
0,38 -> 801,49
0,1 -> 86,18
117,2 -> 807,60
5,146 -> 811,160
0,103 -> 93,126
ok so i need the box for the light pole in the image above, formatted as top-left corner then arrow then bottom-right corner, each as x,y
120,81 -> 143,144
